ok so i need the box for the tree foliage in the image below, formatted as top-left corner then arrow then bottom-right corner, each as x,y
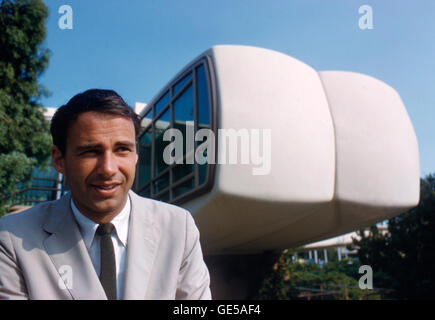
0,0 -> 51,214
353,174 -> 435,299
256,250 -> 381,300
257,174 -> 435,300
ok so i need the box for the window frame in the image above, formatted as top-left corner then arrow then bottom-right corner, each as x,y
134,56 -> 217,205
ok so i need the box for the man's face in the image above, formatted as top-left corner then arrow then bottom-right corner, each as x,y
51,111 -> 138,222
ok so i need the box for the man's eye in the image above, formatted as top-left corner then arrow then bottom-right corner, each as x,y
81,150 -> 98,155
117,147 -> 131,153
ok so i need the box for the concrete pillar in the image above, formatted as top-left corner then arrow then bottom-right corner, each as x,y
337,247 -> 341,261
324,248 -> 328,263
314,250 -> 318,264
308,250 -> 312,260
204,252 -> 279,299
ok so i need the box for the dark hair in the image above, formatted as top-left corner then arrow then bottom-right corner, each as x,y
50,89 -> 140,155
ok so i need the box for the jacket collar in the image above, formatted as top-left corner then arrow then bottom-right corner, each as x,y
122,190 -> 161,299
42,193 -> 107,300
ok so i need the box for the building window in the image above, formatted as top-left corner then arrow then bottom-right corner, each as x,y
4,165 -> 67,207
135,57 -> 216,204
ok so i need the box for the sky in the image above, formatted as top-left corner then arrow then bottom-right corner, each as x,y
39,0 -> 435,176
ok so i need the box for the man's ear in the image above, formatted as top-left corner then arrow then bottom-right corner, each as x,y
134,142 -> 139,165
51,146 -> 65,174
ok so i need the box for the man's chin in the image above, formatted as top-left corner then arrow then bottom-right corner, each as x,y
91,198 -> 125,214
71,189 -> 129,217
76,196 -> 127,220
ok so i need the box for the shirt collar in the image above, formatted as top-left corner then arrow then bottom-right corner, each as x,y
71,196 -> 130,249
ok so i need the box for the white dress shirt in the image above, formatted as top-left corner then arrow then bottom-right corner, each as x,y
71,196 -> 130,300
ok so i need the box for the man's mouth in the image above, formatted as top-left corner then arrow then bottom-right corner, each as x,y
96,185 -> 117,190
90,182 -> 122,193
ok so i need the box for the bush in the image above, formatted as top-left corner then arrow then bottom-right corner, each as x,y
256,250 -> 382,300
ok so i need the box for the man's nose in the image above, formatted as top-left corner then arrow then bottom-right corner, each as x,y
97,151 -> 118,177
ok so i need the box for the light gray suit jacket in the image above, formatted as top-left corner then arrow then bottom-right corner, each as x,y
0,191 -> 211,300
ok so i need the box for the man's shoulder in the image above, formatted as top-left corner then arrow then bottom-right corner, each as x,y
0,196 -> 69,233
129,191 -> 192,223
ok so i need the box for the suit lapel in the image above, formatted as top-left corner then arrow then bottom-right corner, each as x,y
122,191 -> 161,300
43,194 -> 107,300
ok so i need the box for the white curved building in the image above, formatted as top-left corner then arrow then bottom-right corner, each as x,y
134,45 -> 420,255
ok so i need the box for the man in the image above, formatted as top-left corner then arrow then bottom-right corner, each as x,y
0,89 -> 211,300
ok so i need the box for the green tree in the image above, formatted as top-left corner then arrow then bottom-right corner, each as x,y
256,250 -> 380,300
353,174 -> 435,299
0,0 -> 51,215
